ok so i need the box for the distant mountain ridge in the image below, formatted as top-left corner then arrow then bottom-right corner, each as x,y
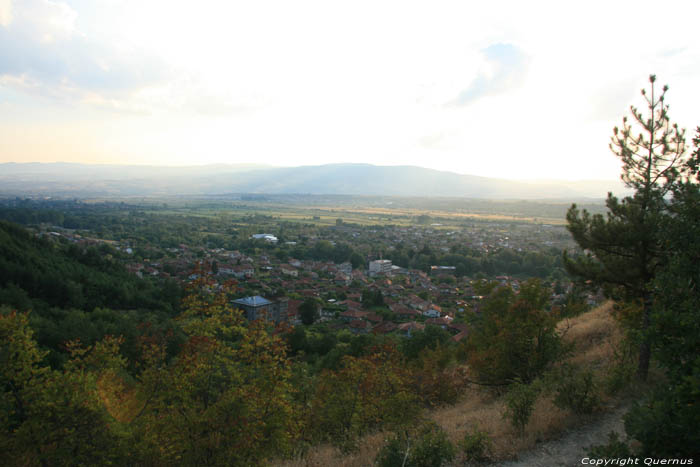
0,162 -> 629,199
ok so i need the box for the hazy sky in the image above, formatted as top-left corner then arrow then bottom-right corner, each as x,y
1,0 -> 698,180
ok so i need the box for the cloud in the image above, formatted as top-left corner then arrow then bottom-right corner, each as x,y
0,0 -> 11,27
450,43 -> 530,106
0,0 -> 168,110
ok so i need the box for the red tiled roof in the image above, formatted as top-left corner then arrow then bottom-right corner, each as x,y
340,309 -> 369,320
373,321 -> 398,334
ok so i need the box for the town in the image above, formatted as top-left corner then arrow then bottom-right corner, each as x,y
13,196 -> 596,343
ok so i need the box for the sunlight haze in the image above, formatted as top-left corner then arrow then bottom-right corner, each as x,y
1,0 -> 698,180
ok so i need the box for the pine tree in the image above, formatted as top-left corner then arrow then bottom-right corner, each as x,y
564,75 -> 688,380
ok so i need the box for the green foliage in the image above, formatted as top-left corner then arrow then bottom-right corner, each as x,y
0,221 -> 180,315
567,78 -> 699,456
467,279 -> 563,385
401,324 -> 451,360
459,426 -> 493,464
0,220 -> 182,365
621,155 -> 700,458
361,288 -> 384,307
624,381 -> 700,458
1,308 -> 128,466
552,365 -> 600,415
602,339 -> 636,395
564,76 -> 690,380
375,423 -> 455,467
134,289 -> 298,466
624,374 -> 700,458
588,431 -> 632,459
299,298 -> 319,325
502,380 -> 539,435
305,345 -> 420,447
410,345 -> 466,407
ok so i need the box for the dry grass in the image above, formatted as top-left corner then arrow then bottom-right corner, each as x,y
276,432 -> 387,467
428,384 -> 573,461
275,302 -> 624,466
558,301 -> 624,369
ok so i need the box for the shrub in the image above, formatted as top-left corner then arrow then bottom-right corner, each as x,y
588,431 -> 632,458
603,358 -> 635,395
503,380 -> 539,435
623,378 -> 700,458
459,426 -> 493,464
553,365 -> 600,414
375,423 -> 455,467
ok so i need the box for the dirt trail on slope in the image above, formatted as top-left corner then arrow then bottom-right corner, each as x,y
497,403 -> 630,467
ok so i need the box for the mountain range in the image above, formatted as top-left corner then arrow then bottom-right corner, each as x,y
0,162 -> 629,199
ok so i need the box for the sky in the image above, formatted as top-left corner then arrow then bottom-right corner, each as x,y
0,0 -> 698,181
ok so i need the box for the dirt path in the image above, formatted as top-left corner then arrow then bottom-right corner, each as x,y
498,404 -> 630,467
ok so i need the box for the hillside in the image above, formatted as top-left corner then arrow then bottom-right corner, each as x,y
0,162 -> 629,199
278,303 -> 642,466
0,221 -> 181,365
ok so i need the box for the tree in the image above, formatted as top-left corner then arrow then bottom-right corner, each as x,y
1,308 -> 128,465
299,298 -> 319,325
132,288 -> 298,465
465,279 -> 562,385
623,129 -> 700,456
564,75 -> 688,380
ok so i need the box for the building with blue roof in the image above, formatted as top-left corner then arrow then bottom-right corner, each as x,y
232,295 -> 288,323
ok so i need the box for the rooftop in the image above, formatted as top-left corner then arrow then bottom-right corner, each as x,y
232,295 -> 273,307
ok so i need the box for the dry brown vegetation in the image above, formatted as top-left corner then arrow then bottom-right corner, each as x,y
276,302 -> 628,466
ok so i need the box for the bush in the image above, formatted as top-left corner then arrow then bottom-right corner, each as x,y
603,359 -> 635,395
459,426 -> 493,464
623,377 -> 700,458
553,365 -> 600,414
503,381 -> 539,434
375,433 -> 409,467
375,423 -> 455,467
588,431 -> 632,458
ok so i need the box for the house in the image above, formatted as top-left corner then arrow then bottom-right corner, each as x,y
217,263 -> 236,275
406,295 -> 430,311
373,321 -> 398,334
365,312 -> 383,324
369,259 -> 392,276
397,321 -> 425,338
451,330 -> 469,342
422,307 -> 442,318
280,265 -> 298,277
425,316 -> 453,329
337,262 -> 352,275
348,320 -> 371,334
390,304 -> 420,320
334,272 -> 351,286
232,265 -> 254,279
340,309 -> 369,322
286,299 -> 302,323
430,265 -> 456,276
251,233 -> 278,243
338,299 -> 363,310
231,295 -> 289,323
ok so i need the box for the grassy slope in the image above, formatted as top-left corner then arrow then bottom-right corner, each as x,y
278,302 -> 641,466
